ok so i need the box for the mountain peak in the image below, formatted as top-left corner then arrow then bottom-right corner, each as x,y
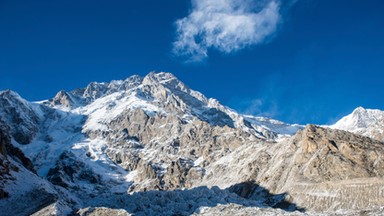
353,106 -> 366,113
0,89 -> 32,109
143,72 -> 178,86
146,72 -> 176,81
350,107 -> 384,124
351,106 -> 370,117
83,81 -> 108,100
0,90 -> 39,144
0,89 -> 22,99
331,106 -> 384,141
123,74 -> 143,84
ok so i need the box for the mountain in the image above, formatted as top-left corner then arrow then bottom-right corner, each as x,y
1,72 -> 384,215
44,72 -> 301,140
331,107 -> 384,141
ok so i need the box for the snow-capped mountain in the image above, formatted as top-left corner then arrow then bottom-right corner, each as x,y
1,72 -> 384,215
331,107 -> 384,141
44,72 -> 301,140
0,72 -> 304,215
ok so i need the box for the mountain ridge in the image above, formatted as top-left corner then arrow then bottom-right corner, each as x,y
1,72 -> 384,215
43,72 -> 302,141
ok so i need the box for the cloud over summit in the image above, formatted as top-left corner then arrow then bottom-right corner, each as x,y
172,0 -> 284,62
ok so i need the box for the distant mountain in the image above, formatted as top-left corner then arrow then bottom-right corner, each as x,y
1,72 -> 384,215
331,107 -> 384,141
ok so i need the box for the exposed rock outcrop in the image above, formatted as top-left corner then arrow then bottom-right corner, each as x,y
0,127 -> 10,199
47,151 -> 101,188
78,207 -> 131,216
50,90 -> 79,109
100,108 -> 258,191
199,125 -> 384,212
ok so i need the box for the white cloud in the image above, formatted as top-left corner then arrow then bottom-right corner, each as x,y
172,0 -> 282,62
236,98 -> 278,118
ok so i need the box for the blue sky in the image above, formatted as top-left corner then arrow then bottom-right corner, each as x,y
1,0 -> 383,124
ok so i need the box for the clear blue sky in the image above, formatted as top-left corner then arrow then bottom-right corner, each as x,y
1,0 -> 383,124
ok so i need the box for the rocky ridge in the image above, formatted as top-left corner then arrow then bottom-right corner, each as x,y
197,125 -> 384,212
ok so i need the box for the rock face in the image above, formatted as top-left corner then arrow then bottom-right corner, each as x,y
282,125 -> 384,211
0,119 -> 37,198
0,119 -> 10,156
0,120 -> 58,216
0,90 -> 39,144
1,72 -> 384,215
0,124 -> 11,199
290,125 -> 384,181
198,125 -> 384,212
50,90 -> 79,109
47,151 -> 101,188
103,108 -> 256,191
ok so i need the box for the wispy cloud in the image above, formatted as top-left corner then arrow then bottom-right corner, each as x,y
234,98 -> 279,118
172,0 -> 287,62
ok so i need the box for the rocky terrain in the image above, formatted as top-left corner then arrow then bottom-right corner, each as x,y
0,72 -> 384,215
